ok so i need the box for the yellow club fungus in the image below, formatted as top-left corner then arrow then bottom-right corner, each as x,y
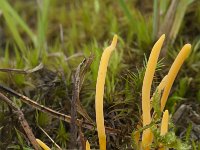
160,110 -> 169,136
95,35 -> 118,150
160,44 -> 191,111
142,34 -> 165,149
159,110 -> 169,150
36,139 -> 51,150
86,140 -> 91,150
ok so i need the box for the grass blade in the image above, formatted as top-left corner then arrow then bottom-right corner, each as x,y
153,0 -> 160,40
118,0 -> 134,23
0,0 -> 36,46
37,0 -> 50,51
169,0 -> 194,44
2,11 -> 26,52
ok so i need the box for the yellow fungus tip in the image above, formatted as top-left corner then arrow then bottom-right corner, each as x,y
184,44 -> 191,50
111,34 -> 118,48
160,34 -> 165,39
182,44 -> 191,56
166,110 -> 169,113
160,110 -> 169,136
158,34 -> 165,43
86,140 -> 91,150
36,138 -> 51,150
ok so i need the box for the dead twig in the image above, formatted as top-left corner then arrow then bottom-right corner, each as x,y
70,60 -> 81,148
76,55 -> 94,124
0,84 -> 120,134
71,55 -> 94,148
0,63 -> 43,74
78,122 -> 86,150
0,92 -> 41,150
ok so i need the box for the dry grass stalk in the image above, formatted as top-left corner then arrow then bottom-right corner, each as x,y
0,92 -> 42,150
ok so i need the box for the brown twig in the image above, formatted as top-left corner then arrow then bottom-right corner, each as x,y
76,55 -> 94,124
70,55 -> 94,148
78,122 -> 86,150
0,92 -> 41,150
0,84 -> 120,134
70,58 -> 81,148
0,63 -> 43,74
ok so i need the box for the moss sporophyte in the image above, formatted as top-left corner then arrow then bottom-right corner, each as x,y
35,35 -> 191,150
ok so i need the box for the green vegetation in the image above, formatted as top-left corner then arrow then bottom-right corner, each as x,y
0,0 -> 200,149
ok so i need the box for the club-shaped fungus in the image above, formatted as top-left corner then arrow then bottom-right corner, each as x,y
159,110 -> 169,150
86,140 -> 91,150
142,34 -> 165,150
91,35 -> 191,150
36,139 -> 51,150
160,44 -> 191,111
160,110 -> 169,136
95,35 -> 118,150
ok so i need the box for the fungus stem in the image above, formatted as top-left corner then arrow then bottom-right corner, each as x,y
160,110 -> 169,136
159,110 -> 169,150
160,44 -> 191,111
86,140 -> 91,150
95,35 -> 118,150
142,34 -> 165,149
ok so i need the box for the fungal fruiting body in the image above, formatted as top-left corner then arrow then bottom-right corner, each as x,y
142,34 -> 165,149
86,140 -> 91,150
95,35 -> 118,150
159,110 -> 169,150
36,139 -> 51,150
160,44 -> 191,111
160,110 -> 169,136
